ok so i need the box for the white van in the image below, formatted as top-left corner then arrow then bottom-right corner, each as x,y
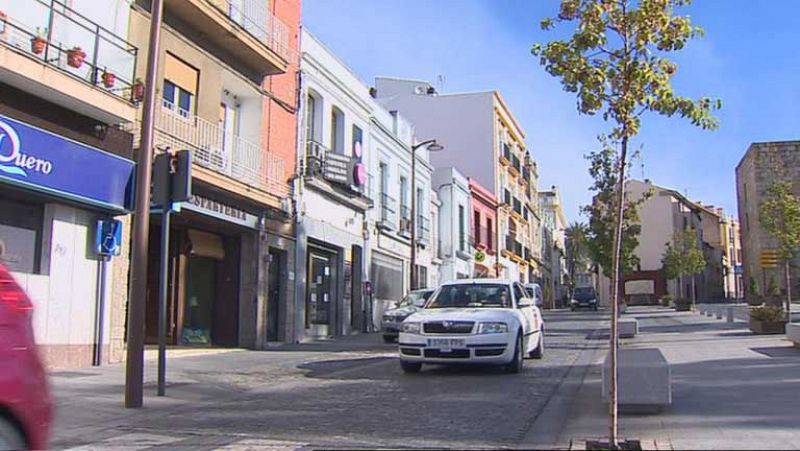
524,283 -> 543,307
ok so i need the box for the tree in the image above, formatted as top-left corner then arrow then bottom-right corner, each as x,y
565,221 -> 589,287
582,139 -> 649,280
759,180 -> 800,321
661,229 -> 705,308
533,0 -> 720,445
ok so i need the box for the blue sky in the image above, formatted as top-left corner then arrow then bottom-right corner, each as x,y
302,0 -> 800,222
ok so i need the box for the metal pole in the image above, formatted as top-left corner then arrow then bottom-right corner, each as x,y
93,256 -> 108,366
157,209 -> 170,396
410,146 -> 417,292
125,0 -> 164,409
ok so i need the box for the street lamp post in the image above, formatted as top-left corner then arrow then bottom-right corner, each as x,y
410,139 -> 443,292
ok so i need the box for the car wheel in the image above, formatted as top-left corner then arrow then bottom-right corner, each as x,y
400,360 -> 422,374
0,417 -> 26,451
382,335 -> 395,343
530,330 -> 544,359
505,333 -> 524,374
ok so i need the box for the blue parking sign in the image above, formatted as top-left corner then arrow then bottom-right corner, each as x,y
96,219 -> 122,257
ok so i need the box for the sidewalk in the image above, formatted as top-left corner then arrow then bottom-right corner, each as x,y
50,333 -> 395,449
553,306 -> 800,450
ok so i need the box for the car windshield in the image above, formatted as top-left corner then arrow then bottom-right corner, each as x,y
573,287 -> 596,300
427,284 -> 511,309
525,287 -> 535,297
397,290 -> 433,307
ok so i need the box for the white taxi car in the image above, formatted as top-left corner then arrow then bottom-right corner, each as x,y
398,279 -> 544,374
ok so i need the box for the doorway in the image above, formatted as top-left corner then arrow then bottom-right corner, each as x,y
267,248 -> 283,342
183,255 -> 216,345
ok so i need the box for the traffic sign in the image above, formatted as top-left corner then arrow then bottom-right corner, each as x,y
95,219 -> 122,257
760,249 -> 778,268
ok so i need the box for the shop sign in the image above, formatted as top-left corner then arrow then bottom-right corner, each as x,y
323,151 -> 366,189
0,114 -> 134,212
183,194 -> 258,229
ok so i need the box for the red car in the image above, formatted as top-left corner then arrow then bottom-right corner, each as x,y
0,263 -> 53,450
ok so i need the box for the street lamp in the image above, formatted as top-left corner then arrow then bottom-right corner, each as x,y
410,139 -> 444,292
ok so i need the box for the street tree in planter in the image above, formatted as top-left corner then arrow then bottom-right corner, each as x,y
662,230 -> 705,310
759,180 -> 800,321
532,0 -> 720,446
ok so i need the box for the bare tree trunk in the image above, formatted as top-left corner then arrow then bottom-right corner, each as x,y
608,135 -> 628,448
691,274 -> 697,311
786,261 -> 792,322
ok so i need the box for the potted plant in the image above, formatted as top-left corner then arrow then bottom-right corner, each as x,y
749,304 -> 787,335
660,294 -> 673,308
66,46 -> 86,68
30,28 -> 47,55
101,68 -> 115,88
131,78 -> 145,102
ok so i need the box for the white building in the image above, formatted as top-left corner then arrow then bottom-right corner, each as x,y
373,77 -> 541,283
295,30 -> 374,339
433,167 -> 474,282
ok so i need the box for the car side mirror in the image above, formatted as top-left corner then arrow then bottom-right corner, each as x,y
518,298 -> 533,308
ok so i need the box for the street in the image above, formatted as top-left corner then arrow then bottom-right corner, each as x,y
51,309 -> 606,450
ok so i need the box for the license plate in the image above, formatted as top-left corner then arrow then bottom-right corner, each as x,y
427,338 -> 465,350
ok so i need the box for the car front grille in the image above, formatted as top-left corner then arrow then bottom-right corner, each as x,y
423,321 -> 475,334
475,348 -> 505,357
400,347 -> 422,356
424,349 -> 470,358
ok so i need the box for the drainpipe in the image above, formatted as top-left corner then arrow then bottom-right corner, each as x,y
292,45 -> 308,344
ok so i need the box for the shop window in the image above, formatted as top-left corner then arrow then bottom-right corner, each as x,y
0,198 -> 43,274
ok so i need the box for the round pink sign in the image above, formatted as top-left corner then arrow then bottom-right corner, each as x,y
353,141 -> 362,158
353,163 -> 367,186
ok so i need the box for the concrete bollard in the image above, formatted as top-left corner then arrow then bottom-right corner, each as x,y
726,306 -> 734,323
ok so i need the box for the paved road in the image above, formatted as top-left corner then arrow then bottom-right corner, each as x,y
52,309 -> 606,450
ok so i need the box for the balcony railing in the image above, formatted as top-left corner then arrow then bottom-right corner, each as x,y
506,235 -> 523,257
472,226 -> 496,252
417,215 -> 430,244
208,0 -> 291,61
380,192 -> 396,225
0,0 -> 138,103
151,100 -> 287,196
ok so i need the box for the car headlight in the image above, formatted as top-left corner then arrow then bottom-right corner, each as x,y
401,322 -> 421,334
477,322 -> 508,334
571,299 -> 578,304
382,315 -> 393,322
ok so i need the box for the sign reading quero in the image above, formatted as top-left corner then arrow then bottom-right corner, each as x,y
183,194 -> 258,229
0,114 -> 135,212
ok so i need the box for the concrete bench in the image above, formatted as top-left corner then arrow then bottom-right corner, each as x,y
602,348 -> 671,413
787,323 -> 800,348
619,318 -> 638,339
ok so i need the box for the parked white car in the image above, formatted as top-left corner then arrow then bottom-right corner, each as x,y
398,279 -> 544,374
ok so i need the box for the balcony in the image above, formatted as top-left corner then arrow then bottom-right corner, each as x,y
472,226 -> 496,254
0,0 -> 138,123
378,193 -> 396,231
504,235 -> 523,260
150,100 -> 288,198
164,0 -> 291,76
499,143 -> 511,166
417,215 -> 430,246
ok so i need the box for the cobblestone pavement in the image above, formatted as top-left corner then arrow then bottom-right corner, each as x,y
52,309 -> 606,450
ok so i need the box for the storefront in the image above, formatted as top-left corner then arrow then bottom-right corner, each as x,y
144,186 -> 261,347
0,113 -> 135,368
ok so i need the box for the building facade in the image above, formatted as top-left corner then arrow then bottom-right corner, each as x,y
0,0 -> 138,368
373,77 -> 541,284
539,187 -> 569,307
433,167 -> 474,283
736,141 -> 800,302
127,0 -> 300,349
295,30 -> 372,339
469,178 -> 498,278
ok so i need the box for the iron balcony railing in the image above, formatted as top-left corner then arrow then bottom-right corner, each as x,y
210,0 -> 291,61
151,100 -> 288,196
0,0 -> 138,103
506,235 -> 523,257
472,226 -> 495,252
380,192 -> 396,224
417,215 -> 430,243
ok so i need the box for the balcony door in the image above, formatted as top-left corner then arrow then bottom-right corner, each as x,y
219,94 -> 240,176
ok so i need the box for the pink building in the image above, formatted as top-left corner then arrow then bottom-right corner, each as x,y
469,178 -> 498,278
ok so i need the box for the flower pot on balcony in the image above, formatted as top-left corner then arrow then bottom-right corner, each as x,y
66,46 -> 86,68
132,79 -> 145,102
31,36 -> 46,55
101,71 -> 116,88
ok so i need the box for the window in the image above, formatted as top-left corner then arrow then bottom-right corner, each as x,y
163,53 -> 198,117
379,162 -> 389,220
415,265 -> 428,289
331,106 -> 345,154
306,94 -> 319,144
400,175 -> 409,219
486,217 -> 493,250
473,210 -> 481,246
459,205 -> 466,252
351,125 -> 363,156
0,198 -> 43,274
